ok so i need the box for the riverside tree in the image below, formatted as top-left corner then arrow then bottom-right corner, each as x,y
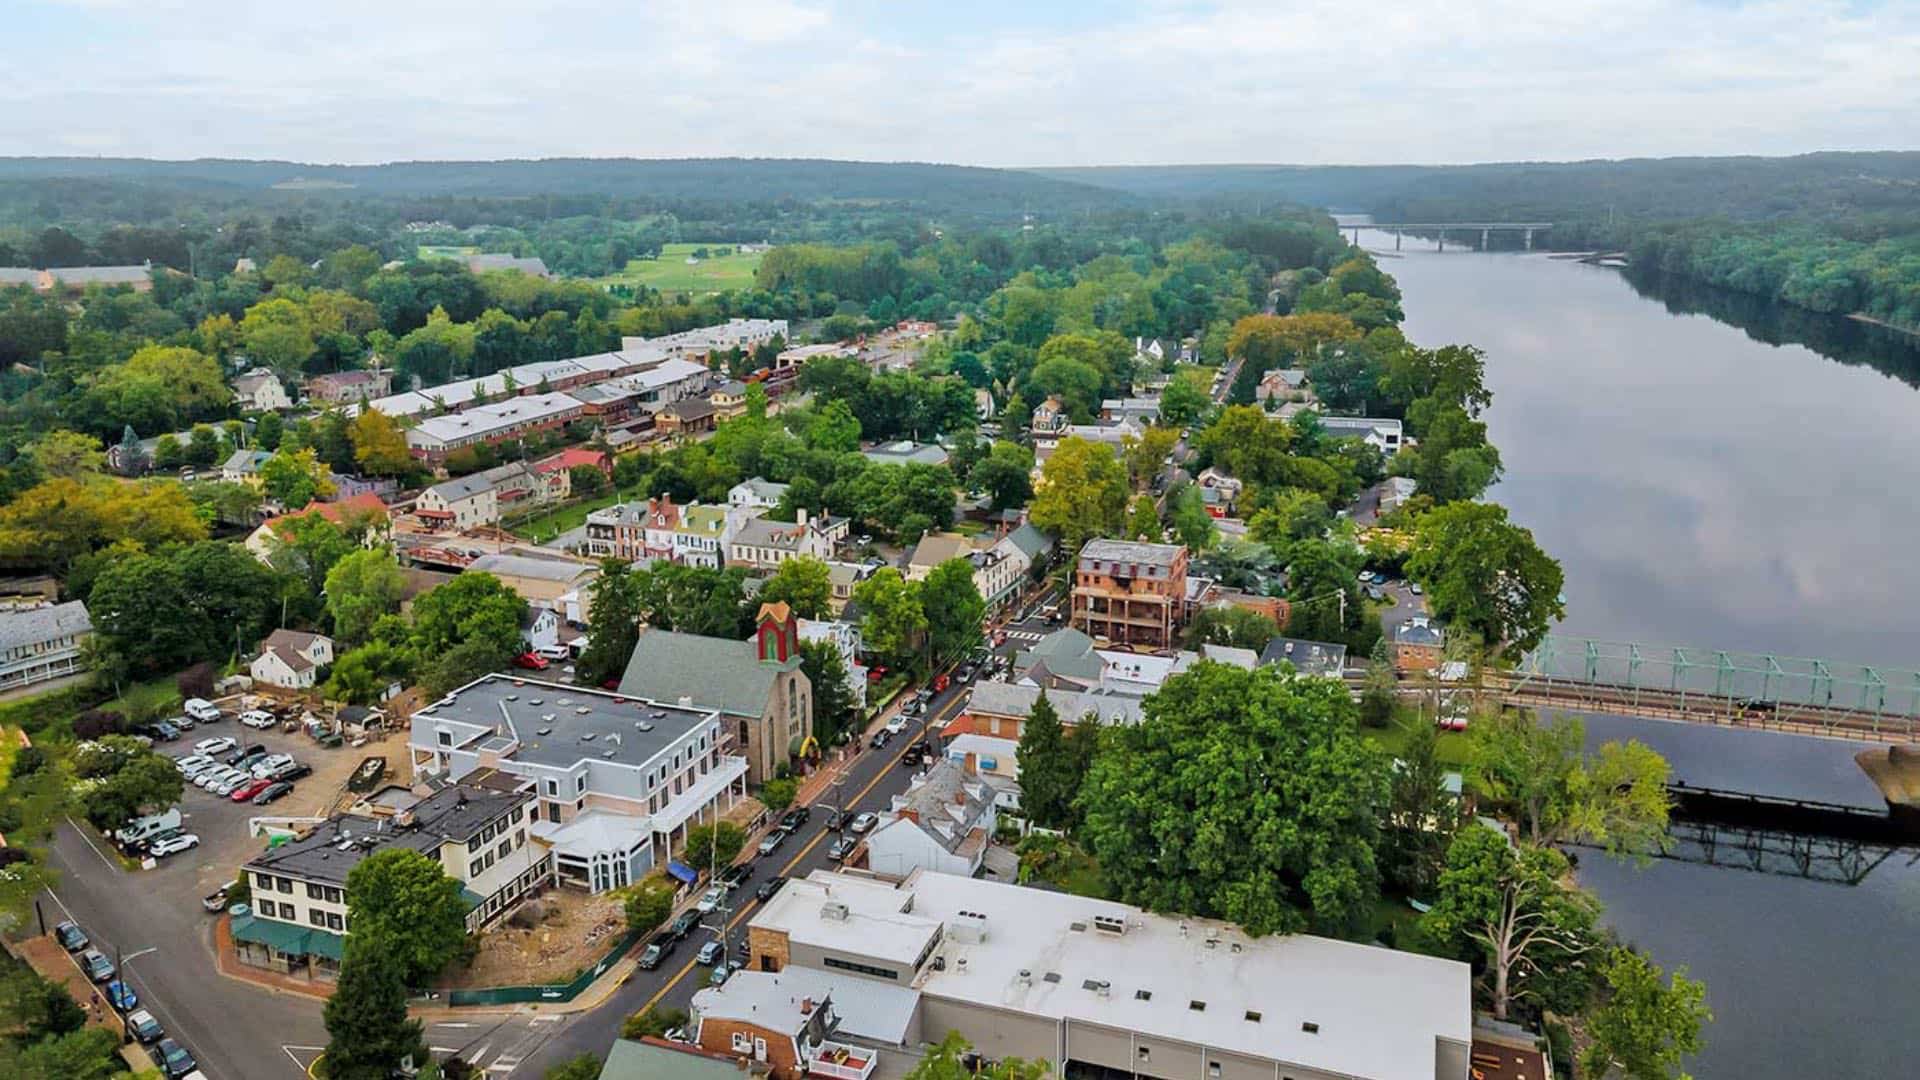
1581,948 -> 1711,1080
1469,711 -> 1672,858
1078,662 -> 1389,936
1406,501 -> 1563,657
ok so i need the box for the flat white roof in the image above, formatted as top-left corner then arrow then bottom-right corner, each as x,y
768,871 -> 1471,1080
751,873 -> 935,969
694,964 -> 921,1045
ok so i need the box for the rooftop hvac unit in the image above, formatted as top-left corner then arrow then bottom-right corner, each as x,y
821,900 -> 850,921
1091,913 -> 1127,936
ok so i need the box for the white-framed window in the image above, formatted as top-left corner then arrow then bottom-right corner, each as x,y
732,1033 -> 750,1053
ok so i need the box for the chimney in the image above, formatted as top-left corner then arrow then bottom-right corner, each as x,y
796,508 -> 809,529
960,752 -> 977,777
800,997 -> 814,1016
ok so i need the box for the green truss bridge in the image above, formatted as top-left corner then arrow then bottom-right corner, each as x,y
1493,635 -> 1920,743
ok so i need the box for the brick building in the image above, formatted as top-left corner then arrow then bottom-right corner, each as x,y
1070,539 -> 1190,650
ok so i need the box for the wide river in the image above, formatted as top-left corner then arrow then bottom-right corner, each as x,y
1347,221 -> 1920,1079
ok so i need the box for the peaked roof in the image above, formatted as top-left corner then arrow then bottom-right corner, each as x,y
617,629 -> 792,717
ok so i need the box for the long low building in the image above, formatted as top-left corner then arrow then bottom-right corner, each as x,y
405,391 -> 587,461
708,870 -> 1473,1080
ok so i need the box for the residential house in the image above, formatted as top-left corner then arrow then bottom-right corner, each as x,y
1029,395 -> 1069,436
903,533 -> 973,582
413,462 -> 567,531
1258,637 -> 1349,678
534,447 -> 612,484
0,601 -> 93,691
863,760 -> 999,878
710,381 -> 749,422
735,870 -> 1473,1080
409,674 -> 748,893
730,478 -> 791,513
959,681 -> 1145,741
219,448 -> 276,484
1393,617 -> 1447,675
243,494 -> 392,562
249,629 -> 336,690
232,367 -> 294,412
520,606 -> 562,652
690,965 -> 912,1080
235,783 -> 549,980
656,398 -> 721,439
983,523 -> 1050,612
617,604 -> 812,785
306,369 -> 392,404
1254,368 -> 1312,405
675,503 -> 733,569
584,501 -> 653,563
823,561 -> 875,616
798,617 -> 866,709
465,552 -> 600,623
859,441 -> 949,468
1099,398 -> 1161,426
1071,539 -> 1190,650
907,531 -> 1032,617
729,512 -> 845,573
1133,335 -> 1167,364
1314,414 -> 1406,456
973,389 -> 995,421
941,735 -> 1022,809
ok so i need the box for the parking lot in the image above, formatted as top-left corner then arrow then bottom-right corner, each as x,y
42,704 -> 408,1079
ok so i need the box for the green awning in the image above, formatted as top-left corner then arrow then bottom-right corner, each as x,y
460,887 -> 486,912
231,913 -> 346,960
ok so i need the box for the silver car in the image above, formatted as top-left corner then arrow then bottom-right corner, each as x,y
251,753 -> 295,779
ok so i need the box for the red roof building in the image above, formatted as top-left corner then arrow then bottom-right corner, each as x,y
533,447 -> 612,479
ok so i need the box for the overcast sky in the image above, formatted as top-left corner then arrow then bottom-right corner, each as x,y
5,0 -> 1915,166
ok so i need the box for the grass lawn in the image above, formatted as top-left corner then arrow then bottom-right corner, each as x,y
0,724 -> 20,777
507,491 -> 625,543
418,244 -> 480,260
1365,714 -> 1475,769
596,243 -> 764,295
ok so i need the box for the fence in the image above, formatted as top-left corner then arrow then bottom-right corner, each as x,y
438,924 -> 647,1007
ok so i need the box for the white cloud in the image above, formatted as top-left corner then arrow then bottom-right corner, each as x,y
2,0 -> 1915,164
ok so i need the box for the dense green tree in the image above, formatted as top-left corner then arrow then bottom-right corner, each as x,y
88,540 -> 279,674
1582,948 -> 1711,1080
1281,538 -> 1368,647
798,638 -> 857,747
854,568 -> 926,670
0,1025 -> 123,1080
905,1032 -> 1049,1080
1469,711 -> 1673,857
632,563 -> 752,639
682,821 -> 746,876
1156,369 -> 1212,427
1182,605 -> 1279,650
621,1007 -> 690,1041
760,556 -> 832,619
971,441 -> 1034,512
1079,663 -> 1389,936
578,561 -> 642,688
418,637 -> 515,697
1030,437 -> 1128,556
1422,827 -> 1601,1022
410,571 -> 527,658
323,549 -> 408,645
1382,718 -> 1464,898
622,876 -> 677,932
1015,692 -> 1077,830
346,848 -> 472,984
922,557 -> 986,665
1406,501 -> 1564,658
325,641 -> 415,704
323,932 -> 430,1080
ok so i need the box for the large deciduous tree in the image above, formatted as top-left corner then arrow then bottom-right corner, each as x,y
1581,948 -> 1711,1080
1406,501 -> 1564,658
798,638 -> 857,747
854,568 -> 926,670
759,556 -> 832,620
1469,711 -> 1672,857
323,932 -> 430,1080
410,571 -> 527,659
345,848 -> 471,985
1078,663 -> 1389,936
1030,436 -> 1128,556
682,822 -> 746,876
921,558 -> 986,665
350,409 -> 414,477
1422,827 -> 1601,1022
324,549 -> 408,645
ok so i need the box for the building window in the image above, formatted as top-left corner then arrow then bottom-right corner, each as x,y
822,957 -> 899,980
470,860 -> 483,877
278,877 -> 293,893
732,1032 -> 750,1053
327,913 -> 343,932
310,910 -> 326,928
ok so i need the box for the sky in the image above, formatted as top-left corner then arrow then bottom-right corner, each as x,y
3,0 -> 1916,167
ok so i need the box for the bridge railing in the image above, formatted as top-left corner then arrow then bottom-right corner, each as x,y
1514,636 -> 1920,718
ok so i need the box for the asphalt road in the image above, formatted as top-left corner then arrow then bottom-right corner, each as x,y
511,672 -> 983,1076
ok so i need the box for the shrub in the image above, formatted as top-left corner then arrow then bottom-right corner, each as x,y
758,777 -> 798,812
72,709 -> 127,740
177,661 -> 217,701
10,745 -> 48,779
621,1007 -> 688,1040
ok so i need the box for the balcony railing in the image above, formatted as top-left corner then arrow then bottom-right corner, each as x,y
807,1042 -> 877,1080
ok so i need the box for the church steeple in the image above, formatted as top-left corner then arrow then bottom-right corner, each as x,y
755,601 -> 798,664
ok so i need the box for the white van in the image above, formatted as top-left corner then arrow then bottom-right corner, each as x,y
535,644 -> 570,662
182,698 -> 222,723
113,807 -> 182,847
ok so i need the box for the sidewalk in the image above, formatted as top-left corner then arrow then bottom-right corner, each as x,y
210,913 -> 333,1002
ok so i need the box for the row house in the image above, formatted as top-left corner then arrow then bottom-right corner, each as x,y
405,392 -> 587,464
306,368 -> 393,404
729,511 -> 847,573
413,461 -> 569,530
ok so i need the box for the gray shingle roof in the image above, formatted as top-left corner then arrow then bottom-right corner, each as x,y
1003,522 -> 1052,561
617,629 -> 790,718
0,601 -> 91,651
964,681 -> 1145,727
466,553 -> 597,584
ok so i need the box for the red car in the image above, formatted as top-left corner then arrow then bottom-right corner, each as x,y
866,665 -> 888,682
933,674 -> 950,692
230,777 -> 274,802
514,652 -> 549,671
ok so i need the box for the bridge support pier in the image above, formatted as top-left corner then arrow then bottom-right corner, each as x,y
1524,227 -> 1535,251
1481,227 -> 1491,251
1435,230 -> 1445,252
1394,229 -> 1402,251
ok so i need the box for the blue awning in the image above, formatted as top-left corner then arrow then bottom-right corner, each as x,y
667,860 -> 698,885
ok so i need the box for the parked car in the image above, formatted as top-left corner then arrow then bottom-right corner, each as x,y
695,886 -> 725,914
175,755 -> 215,776
696,940 -> 723,966
149,833 -> 200,858
866,665 -> 888,683
79,948 -> 115,982
191,736 -> 235,757
1410,582 -> 1423,595
156,1037 -> 197,1078
869,729 -> 892,750
105,978 -> 138,1011
238,709 -> 277,729
183,698 -> 222,723
144,721 -> 181,742
210,773 -> 249,797
197,767 -> 242,791
824,808 -> 847,831
756,877 -> 786,902
251,753 -> 295,779
710,962 -> 733,986
956,663 -> 976,683
885,714 -> 908,735
720,863 -> 753,890
202,883 -> 235,913
231,778 -> 274,802
757,831 -> 784,857
779,806 -> 811,831
513,651 -> 549,670
827,835 -> 857,862
268,760 -> 312,782
535,644 -> 570,662
126,1008 -> 164,1043
849,812 -> 878,835
252,781 -> 294,805
637,941 -> 667,970
226,744 -> 268,769
668,911 -> 699,940
53,921 -> 88,952
169,714 -> 195,731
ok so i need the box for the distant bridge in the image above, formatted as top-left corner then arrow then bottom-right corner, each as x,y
1488,635 -> 1920,743
1349,221 -> 1554,251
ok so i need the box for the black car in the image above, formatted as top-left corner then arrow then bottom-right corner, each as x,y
53,920 -> 88,952
252,781 -> 294,805
824,808 -> 847,831
156,1037 -> 197,1078
668,911 -> 700,940
720,863 -> 753,890
779,806 -> 811,831
869,728 -> 892,749
637,940 -> 669,970
226,744 -> 268,768
756,876 -> 786,902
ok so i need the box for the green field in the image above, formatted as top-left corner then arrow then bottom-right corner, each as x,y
507,490 -> 625,544
418,244 -> 481,260
598,243 -> 764,294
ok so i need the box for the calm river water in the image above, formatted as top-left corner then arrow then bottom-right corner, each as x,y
1348,222 -> 1920,1079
